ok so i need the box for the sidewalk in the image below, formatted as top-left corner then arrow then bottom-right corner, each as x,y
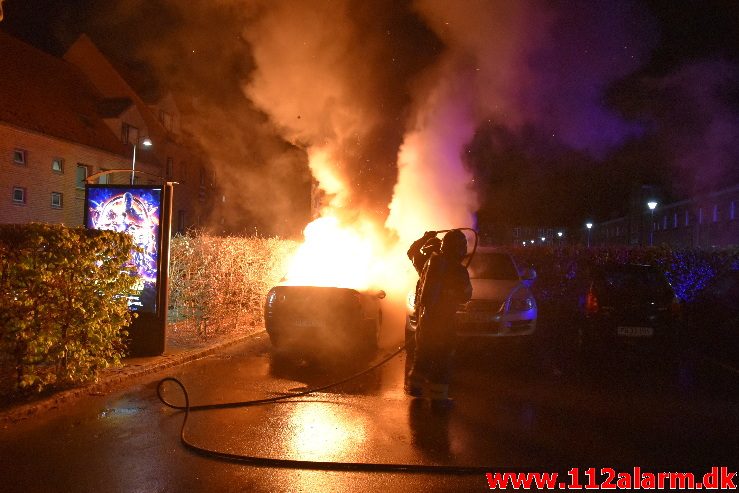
0,323 -> 263,423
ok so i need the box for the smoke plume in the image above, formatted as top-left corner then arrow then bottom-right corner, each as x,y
85,0 -> 662,239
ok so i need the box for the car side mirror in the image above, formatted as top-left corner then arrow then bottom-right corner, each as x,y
521,268 -> 537,281
376,290 -> 387,300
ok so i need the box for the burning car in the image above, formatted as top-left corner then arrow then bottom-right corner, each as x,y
265,284 -> 385,353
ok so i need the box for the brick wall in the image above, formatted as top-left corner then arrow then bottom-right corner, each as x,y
0,123 -> 161,226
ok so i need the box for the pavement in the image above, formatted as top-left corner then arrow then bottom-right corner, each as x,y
0,326 -> 264,423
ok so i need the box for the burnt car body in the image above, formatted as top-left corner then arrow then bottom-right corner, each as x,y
405,248 -> 537,348
265,284 -> 384,353
578,263 -> 681,350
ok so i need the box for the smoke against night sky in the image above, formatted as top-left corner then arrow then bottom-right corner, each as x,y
2,0 -> 737,233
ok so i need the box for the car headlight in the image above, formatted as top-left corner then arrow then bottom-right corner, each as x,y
507,289 -> 536,313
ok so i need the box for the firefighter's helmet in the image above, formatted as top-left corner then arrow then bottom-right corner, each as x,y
441,229 -> 468,260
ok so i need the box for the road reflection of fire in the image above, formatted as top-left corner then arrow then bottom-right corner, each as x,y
287,402 -> 366,460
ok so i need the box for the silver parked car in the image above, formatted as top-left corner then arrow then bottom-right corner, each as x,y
405,247 -> 537,346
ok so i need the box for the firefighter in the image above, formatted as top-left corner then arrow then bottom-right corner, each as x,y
405,231 -> 441,372
407,231 -> 441,275
406,229 -> 472,407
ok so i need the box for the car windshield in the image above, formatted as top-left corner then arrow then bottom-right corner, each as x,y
468,252 -> 520,280
600,266 -> 672,296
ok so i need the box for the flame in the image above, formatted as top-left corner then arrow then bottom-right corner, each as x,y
283,215 -> 386,290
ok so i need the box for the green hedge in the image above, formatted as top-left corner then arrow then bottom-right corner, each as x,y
0,224 -> 136,395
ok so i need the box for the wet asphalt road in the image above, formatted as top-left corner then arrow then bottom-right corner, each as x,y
1,329 -> 737,492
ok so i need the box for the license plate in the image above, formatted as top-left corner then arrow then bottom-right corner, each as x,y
458,312 -> 493,324
617,326 -> 654,337
294,319 -> 322,328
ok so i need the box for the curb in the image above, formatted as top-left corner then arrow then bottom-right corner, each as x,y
0,328 -> 265,424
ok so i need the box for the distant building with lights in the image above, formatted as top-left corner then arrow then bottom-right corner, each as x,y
594,183 -> 739,248
0,30 -> 216,232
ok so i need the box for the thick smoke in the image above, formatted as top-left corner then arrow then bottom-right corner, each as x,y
650,60 -> 739,195
86,0 -> 665,238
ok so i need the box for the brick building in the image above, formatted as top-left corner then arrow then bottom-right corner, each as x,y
0,30 -> 215,232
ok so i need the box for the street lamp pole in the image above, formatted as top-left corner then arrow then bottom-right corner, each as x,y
131,138 -> 153,185
586,222 -> 593,248
647,201 -> 658,246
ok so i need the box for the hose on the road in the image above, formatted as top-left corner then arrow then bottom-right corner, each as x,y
157,344 -> 493,474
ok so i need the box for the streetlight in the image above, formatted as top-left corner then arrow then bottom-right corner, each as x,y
131,138 -> 153,185
586,222 -> 593,247
647,200 -> 658,246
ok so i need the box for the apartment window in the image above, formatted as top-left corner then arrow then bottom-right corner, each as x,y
160,110 -> 173,132
12,187 -> 26,204
177,210 -> 186,234
51,158 -> 64,173
712,205 -> 719,222
673,212 -> 678,228
13,149 -> 27,165
121,123 -> 139,145
99,168 -> 110,185
685,210 -> 690,227
731,201 -> 736,221
51,192 -> 63,209
180,162 -> 187,183
166,157 -> 173,180
76,164 -> 89,189
698,208 -> 703,224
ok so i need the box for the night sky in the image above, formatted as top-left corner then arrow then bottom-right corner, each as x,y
2,0 -> 738,232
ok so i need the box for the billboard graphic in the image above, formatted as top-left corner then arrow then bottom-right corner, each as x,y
85,185 -> 162,313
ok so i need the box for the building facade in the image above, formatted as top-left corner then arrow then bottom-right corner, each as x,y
593,184 -> 739,248
0,30 -> 215,232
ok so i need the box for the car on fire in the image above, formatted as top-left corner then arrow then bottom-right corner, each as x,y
577,263 -> 681,350
405,247 -> 538,347
265,283 -> 385,353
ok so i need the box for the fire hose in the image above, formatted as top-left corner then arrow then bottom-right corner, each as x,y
157,344 -> 493,474
157,227 -> 491,474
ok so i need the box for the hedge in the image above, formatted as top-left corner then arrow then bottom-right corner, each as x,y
168,233 -> 298,338
0,224 -> 136,395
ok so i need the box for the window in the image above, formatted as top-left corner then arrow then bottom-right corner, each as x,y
12,187 -> 26,204
166,157 -> 173,179
712,205 -> 719,222
180,162 -> 187,183
673,212 -> 678,228
51,192 -> 63,208
121,123 -> 139,145
685,210 -> 690,227
76,164 -> 89,189
731,201 -> 736,221
13,149 -> 27,165
51,158 -> 64,173
177,210 -> 186,234
698,208 -> 703,224
160,110 -> 173,132
99,168 -> 109,185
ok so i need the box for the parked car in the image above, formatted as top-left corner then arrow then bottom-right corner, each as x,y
405,248 -> 538,349
577,263 -> 681,350
265,284 -> 385,353
686,269 -> 739,360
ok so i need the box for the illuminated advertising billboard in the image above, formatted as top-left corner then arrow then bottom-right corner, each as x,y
84,185 -> 162,314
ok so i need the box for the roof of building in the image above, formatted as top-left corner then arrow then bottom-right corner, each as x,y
0,29 -> 128,156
